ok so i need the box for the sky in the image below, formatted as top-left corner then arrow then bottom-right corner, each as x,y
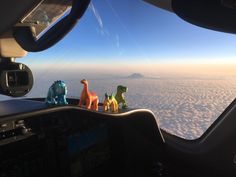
22,0 -> 236,75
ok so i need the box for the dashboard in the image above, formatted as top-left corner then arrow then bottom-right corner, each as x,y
0,99 -> 164,177
0,98 -> 235,177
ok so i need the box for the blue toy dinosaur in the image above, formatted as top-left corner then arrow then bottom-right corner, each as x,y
45,80 -> 68,105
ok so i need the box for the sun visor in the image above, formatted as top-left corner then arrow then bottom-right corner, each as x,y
172,0 -> 236,34
144,0 -> 173,12
0,31 -> 27,58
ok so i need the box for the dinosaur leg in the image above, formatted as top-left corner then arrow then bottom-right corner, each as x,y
57,96 -> 62,105
46,87 -> 57,105
58,95 -> 68,105
79,98 -> 84,107
62,95 -> 68,105
103,104 -> 107,112
103,100 -> 106,111
114,101 -> 118,112
86,98 -> 92,109
122,100 -> 128,109
91,101 -> 95,110
93,99 -> 99,111
103,100 -> 109,112
111,103 -> 115,112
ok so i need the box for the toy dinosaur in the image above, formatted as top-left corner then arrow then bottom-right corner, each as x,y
115,85 -> 128,109
79,79 -> 99,111
45,80 -> 68,105
103,93 -> 118,112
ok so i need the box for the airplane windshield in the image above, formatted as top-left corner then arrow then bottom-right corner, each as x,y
2,0 -> 236,140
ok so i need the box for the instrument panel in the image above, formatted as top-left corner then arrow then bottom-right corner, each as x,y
0,111 -> 113,177
0,99 -> 164,177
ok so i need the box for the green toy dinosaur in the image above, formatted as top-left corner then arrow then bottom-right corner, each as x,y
115,85 -> 128,109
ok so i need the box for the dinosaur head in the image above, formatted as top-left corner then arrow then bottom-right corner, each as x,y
117,85 -> 128,93
105,93 -> 109,99
104,93 -> 111,105
105,93 -> 111,101
81,79 -> 88,85
104,93 -> 114,104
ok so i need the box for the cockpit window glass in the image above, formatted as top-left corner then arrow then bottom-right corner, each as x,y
2,0 -> 236,140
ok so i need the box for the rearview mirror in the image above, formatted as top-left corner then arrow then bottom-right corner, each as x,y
0,61 -> 33,97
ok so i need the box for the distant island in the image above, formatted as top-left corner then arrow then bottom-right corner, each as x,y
127,73 -> 145,79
